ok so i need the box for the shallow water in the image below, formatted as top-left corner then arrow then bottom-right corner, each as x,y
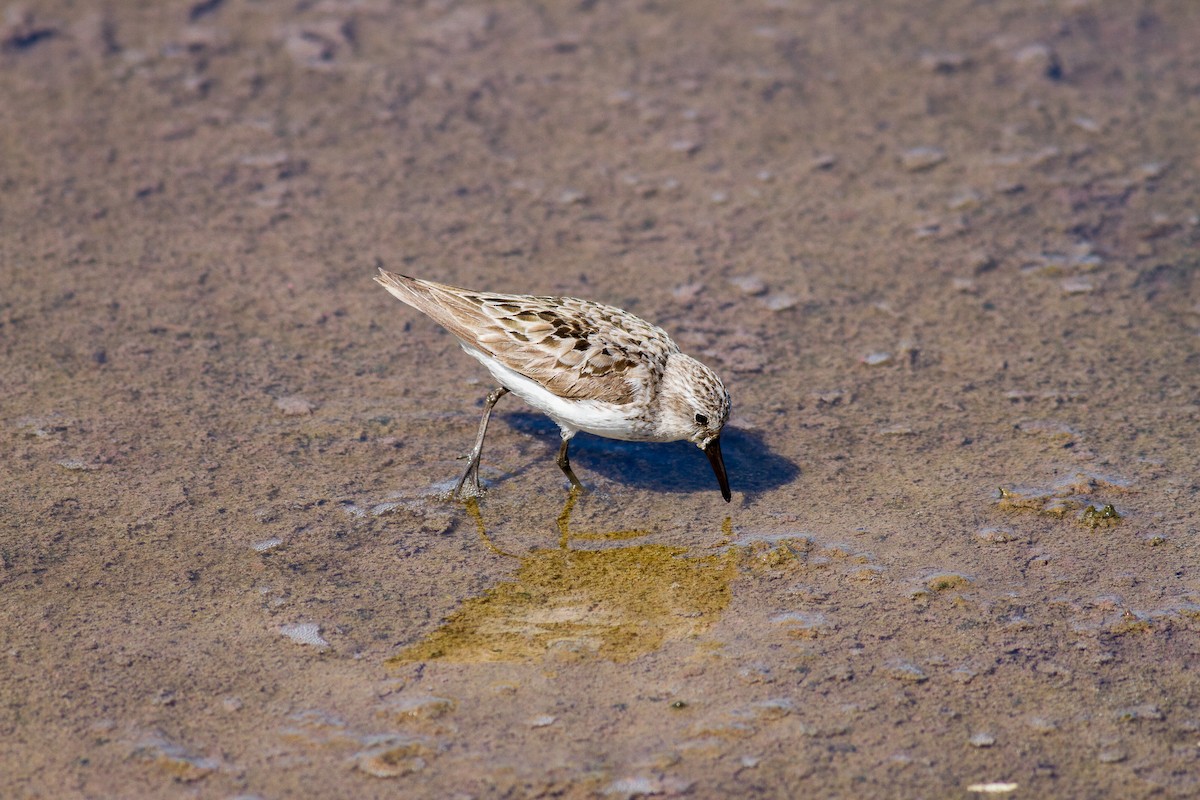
2,1 -> 1199,797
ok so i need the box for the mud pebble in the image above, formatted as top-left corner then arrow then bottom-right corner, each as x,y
811,389 -> 851,406
913,221 -> 941,240
56,458 -> 99,471
278,709 -> 357,747
418,7 -> 494,50
608,89 -> 635,106
669,139 -> 701,155
743,698 -> 795,722
253,507 -> 278,524
908,584 -> 932,601
686,712 -> 756,739
975,527 -> 1017,544
222,696 -> 244,712
274,395 -> 314,416
556,188 -> 587,205
378,695 -> 454,722
810,153 -> 838,170
728,275 -> 767,296
1060,278 -> 1094,295
14,414 -> 68,437
635,751 -> 682,771
252,537 -> 283,553
951,667 -> 977,683
927,573 -> 970,591
605,776 -> 693,798
1097,748 -> 1126,764
1034,146 -> 1065,166
827,664 -> 855,682
1140,212 -> 1178,240
239,151 -> 291,168
1011,42 -> 1057,71
1033,660 -> 1072,680
1026,717 -> 1058,734
1138,161 -> 1167,180
948,190 -> 982,211
671,282 -> 705,301
1025,243 -> 1101,275
1116,704 -> 1163,722
133,734 -> 219,782
1,8 -> 57,50
861,352 -> 893,367
279,622 -> 329,650
529,715 -> 556,728
967,783 -> 1018,794
354,736 -> 432,778
1026,553 -> 1052,568
341,503 -> 367,519
968,250 -> 997,273
691,695 -> 792,743
885,662 -> 928,683
969,732 -> 996,748
899,146 -> 947,172
284,30 -> 336,66
920,51 -> 970,73
762,292 -> 798,312
1015,419 -> 1077,441
877,424 -> 915,437
850,565 -> 886,582
797,720 -> 850,738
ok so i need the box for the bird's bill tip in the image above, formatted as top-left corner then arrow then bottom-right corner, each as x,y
703,436 -> 732,502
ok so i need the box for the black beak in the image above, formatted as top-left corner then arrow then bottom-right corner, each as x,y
704,437 -> 732,503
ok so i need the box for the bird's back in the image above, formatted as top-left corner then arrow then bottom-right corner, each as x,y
375,270 -> 677,406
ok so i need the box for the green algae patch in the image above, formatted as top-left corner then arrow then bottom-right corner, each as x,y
996,471 -> 1128,528
926,573 -> 971,592
1080,503 -> 1121,529
388,543 -> 738,664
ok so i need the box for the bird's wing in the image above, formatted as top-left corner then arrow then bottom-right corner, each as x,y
375,270 -> 677,405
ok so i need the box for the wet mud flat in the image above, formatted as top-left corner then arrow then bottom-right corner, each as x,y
2,1 -> 1199,797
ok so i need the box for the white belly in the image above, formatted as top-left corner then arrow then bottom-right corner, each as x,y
460,344 -> 647,441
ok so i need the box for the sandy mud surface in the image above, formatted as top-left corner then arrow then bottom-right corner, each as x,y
2,0 -> 1199,797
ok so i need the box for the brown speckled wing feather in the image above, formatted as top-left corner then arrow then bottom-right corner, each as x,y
375,271 -> 677,405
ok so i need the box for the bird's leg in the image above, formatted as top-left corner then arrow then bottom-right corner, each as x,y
556,435 -> 585,492
454,386 -> 509,499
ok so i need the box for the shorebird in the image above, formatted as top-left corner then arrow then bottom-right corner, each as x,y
375,270 -> 731,502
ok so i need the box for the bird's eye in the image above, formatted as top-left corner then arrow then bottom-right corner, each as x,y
695,413 -> 709,425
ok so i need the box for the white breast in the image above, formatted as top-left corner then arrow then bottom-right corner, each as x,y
459,344 -> 649,441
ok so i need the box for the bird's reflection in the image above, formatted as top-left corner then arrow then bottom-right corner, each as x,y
389,491 -> 738,664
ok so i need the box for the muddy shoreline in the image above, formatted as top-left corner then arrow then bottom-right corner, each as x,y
2,1 -> 1199,797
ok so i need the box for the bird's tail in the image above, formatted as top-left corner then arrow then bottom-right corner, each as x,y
373,269 -> 428,309
374,269 -> 482,344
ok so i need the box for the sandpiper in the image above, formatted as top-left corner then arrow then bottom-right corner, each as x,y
375,270 -> 732,501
